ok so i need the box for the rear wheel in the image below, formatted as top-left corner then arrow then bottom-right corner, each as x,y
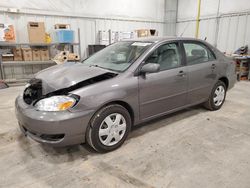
86,104 -> 131,153
204,80 -> 226,111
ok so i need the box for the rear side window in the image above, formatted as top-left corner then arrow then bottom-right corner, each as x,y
183,42 -> 216,65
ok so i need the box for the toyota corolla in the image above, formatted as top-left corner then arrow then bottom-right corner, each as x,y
15,37 -> 236,152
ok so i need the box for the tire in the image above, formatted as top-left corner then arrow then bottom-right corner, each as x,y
86,104 -> 131,153
204,80 -> 227,111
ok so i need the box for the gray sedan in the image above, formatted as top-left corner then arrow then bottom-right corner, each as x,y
15,37 -> 236,152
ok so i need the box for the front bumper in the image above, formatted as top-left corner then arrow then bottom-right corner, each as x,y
15,95 -> 94,147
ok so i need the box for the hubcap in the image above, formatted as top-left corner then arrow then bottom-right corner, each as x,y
99,113 -> 126,146
213,85 -> 225,106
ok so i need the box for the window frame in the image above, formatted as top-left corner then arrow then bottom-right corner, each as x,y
140,41 -> 185,73
181,40 -> 217,66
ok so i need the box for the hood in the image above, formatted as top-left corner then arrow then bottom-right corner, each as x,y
35,62 -> 117,94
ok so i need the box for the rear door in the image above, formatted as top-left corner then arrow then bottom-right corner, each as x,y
138,42 -> 188,120
182,41 -> 217,104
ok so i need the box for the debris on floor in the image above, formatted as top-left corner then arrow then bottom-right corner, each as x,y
0,80 -> 8,89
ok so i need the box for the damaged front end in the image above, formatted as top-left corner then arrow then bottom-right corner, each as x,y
23,72 -> 118,108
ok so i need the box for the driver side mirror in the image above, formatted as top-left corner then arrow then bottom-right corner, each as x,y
140,63 -> 160,74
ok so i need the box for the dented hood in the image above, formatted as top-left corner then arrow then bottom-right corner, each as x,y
35,62 -> 114,94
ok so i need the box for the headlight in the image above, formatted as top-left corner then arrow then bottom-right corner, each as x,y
35,96 -> 77,112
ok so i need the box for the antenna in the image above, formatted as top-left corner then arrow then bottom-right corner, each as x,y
180,22 -> 190,37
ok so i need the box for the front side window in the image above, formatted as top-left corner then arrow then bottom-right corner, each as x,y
183,42 -> 216,65
83,41 -> 152,72
145,43 -> 181,71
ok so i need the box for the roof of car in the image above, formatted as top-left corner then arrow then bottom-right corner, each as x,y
123,36 -> 204,43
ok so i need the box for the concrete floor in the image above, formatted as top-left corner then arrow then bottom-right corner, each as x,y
0,82 -> 250,188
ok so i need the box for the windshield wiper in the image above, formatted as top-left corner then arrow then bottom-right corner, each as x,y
89,64 -> 119,73
89,64 -> 103,68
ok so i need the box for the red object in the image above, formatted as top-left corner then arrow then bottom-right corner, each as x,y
0,80 -> 8,89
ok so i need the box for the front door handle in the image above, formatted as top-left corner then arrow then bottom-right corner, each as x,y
177,70 -> 186,77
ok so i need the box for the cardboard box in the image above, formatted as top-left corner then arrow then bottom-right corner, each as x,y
136,29 -> 158,38
136,29 -> 150,37
13,48 -> 23,61
0,23 -> 15,42
40,49 -> 50,61
2,54 -> 14,61
54,24 -> 70,29
27,22 -> 45,43
32,49 -> 41,61
22,48 -> 32,61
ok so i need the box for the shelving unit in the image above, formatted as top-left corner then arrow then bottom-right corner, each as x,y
0,42 -> 80,47
234,56 -> 250,81
0,28 -> 81,83
2,60 -> 55,65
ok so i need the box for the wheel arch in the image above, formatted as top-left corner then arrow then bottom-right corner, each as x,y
218,77 -> 229,90
91,100 -> 135,126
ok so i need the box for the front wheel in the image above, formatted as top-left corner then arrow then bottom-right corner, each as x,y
86,104 -> 131,153
204,80 -> 227,111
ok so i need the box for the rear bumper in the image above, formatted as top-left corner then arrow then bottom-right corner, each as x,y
228,73 -> 237,90
15,95 -> 94,147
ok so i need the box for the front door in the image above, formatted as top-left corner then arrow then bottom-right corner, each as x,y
138,42 -> 188,120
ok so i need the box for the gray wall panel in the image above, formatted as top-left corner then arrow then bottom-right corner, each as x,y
177,0 -> 250,53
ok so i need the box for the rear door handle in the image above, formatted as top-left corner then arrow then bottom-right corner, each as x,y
211,64 -> 216,69
177,70 -> 186,77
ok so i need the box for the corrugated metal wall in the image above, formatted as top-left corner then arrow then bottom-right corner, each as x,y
0,0 -> 166,58
177,14 -> 250,54
164,0 -> 178,36
176,0 -> 250,54
0,12 -> 164,58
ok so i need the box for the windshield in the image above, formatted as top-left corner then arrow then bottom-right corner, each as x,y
83,41 -> 153,72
